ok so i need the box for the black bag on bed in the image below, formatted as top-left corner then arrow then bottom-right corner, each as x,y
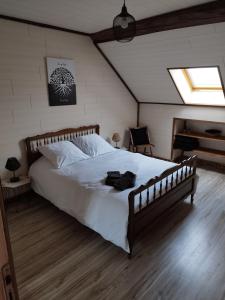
105,171 -> 136,191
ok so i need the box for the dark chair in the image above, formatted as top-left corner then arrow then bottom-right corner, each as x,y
129,126 -> 155,156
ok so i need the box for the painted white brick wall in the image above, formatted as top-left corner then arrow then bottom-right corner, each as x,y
0,19 -> 137,178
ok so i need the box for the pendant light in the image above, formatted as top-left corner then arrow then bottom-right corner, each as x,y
113,0 -> 136,43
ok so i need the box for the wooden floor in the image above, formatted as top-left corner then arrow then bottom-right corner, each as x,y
6,168 -> 225,300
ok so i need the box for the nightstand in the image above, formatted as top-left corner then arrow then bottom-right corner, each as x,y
1,176 -> 31,201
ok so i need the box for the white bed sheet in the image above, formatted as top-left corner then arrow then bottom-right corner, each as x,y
29,150 -> 178,253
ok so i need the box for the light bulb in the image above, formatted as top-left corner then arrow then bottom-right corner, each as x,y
120,17 -> 128,29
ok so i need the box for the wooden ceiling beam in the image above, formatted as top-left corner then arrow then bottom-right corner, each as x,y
91,1 -> 225,43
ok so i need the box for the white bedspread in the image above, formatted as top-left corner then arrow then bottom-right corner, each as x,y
29,150 -> 177,253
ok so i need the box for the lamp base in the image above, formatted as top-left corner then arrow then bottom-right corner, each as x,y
10,176 -> 20,183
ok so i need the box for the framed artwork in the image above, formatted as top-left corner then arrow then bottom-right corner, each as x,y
46,57 -> 76,106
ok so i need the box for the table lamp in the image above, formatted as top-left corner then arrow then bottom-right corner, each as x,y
112,133 -> 121,148
5,157 -> 21,182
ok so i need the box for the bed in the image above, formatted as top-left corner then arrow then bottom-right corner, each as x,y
26,125 -> 198,256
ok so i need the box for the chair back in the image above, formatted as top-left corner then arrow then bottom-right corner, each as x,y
129,126 -> 150,146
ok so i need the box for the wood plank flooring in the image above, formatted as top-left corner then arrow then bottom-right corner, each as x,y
6,168 -> 225,300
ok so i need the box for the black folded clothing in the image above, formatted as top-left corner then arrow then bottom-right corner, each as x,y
114,171 -> 136,191
105,171 -> 136,191
107,171 -> 121,178
105,173 -> 122,186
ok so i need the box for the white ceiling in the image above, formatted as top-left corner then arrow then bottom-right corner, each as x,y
100,22 -> 225,103
0,0 -> 209,33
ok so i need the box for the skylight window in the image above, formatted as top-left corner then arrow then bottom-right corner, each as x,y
168,67 -> 225,106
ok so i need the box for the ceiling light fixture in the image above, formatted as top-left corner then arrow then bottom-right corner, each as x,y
113,0 -> 136,43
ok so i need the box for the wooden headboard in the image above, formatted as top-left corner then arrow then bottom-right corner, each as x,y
25,124 -> 100,167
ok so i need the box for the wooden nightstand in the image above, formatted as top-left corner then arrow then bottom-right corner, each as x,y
1,176 -> 31,201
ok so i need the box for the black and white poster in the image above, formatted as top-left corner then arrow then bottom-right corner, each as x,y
47,58 -> 76,106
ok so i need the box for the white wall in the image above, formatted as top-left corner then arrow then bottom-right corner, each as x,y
0,19 -> 137,177
140,104 -> 225,159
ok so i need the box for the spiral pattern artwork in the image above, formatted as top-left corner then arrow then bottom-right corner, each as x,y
50,67 -> 75,97
47,58 -> 76,106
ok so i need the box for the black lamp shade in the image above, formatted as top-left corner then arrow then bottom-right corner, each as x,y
113,2 -> 136,43
5,157 -> 21,171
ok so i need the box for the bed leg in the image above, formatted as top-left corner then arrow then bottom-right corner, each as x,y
191,194 -> 194,204
127,238 -> 134,259
128,247 -> 133,259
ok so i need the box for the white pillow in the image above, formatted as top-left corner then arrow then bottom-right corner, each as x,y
71,133 -> 116,157
39,141 -> 90,168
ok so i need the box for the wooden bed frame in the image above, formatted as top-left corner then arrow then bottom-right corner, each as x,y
25,124 -> 197,257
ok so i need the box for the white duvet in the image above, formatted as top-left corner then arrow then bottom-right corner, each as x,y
29,150 -> 178,253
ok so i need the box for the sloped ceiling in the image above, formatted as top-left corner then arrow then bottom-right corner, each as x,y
0,0 -> 208,33
100,22 -> 225,104
1,0 -> 222,105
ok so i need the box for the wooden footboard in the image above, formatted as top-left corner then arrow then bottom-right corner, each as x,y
127,155 -> 197,257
